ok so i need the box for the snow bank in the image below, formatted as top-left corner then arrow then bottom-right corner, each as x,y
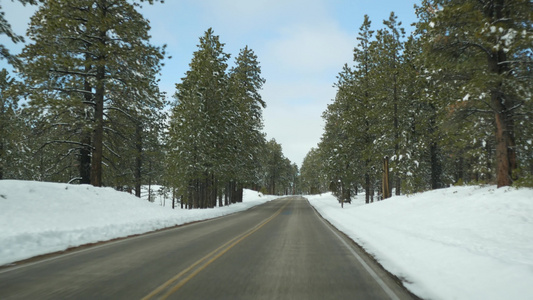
0,180 -> 276,266
307,186 -> 533,300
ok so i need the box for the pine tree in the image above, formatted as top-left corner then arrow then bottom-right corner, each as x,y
259,139 -> 296,195
417,0 -> 533,187
18,0 -> 165,186
169,28 -> 231,208
0,69 -> 21,179
300,147 -> 328,194
370,12 -> 406,195
0,0 -> 38,65
227,46 -> 267,200
352,15 -> 380,202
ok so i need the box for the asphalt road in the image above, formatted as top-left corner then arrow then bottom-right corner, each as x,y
0,196 -> 417,300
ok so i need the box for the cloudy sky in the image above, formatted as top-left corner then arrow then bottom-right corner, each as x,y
2,0 -> 420,167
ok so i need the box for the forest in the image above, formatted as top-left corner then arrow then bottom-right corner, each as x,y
300,0 -> 532,204
1,0 -> 531,208
0,0 -> 298,208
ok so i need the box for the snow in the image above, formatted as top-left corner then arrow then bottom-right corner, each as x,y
307,186 -> 533,300
0,180 -> 276,266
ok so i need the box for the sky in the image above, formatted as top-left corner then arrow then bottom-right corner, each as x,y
1,0 -> 421,167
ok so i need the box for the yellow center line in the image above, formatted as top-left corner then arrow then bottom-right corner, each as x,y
142,199 -> 292,300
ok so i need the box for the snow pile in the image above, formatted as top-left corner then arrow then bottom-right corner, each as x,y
307,186 -> 533,300
0,180 -> 276,266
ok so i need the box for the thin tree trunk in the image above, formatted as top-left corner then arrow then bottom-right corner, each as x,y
135,123 -> 142,198
0,138 -> 3,180
90,16 -> 106,187
90,64 -> 105,187
80,55 -> 92,184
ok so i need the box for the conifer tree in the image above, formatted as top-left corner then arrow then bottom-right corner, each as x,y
370,12 -> 406,195
0,0 -> 38,65
227,46 -> 266,201
18,0 -> 165,186
300,147 -> 328,194
352,15 -> 380,202
0,69 -> 21,179
169,28 -> 230,208
417,0 -> 533,187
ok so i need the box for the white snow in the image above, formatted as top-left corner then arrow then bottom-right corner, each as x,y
0,180 -> 276,266
307,186 -> 533,300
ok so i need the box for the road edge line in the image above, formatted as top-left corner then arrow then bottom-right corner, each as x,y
308,199 -> 401,300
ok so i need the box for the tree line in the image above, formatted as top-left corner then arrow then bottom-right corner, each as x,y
166,28 -> 298,208
0,0 -> 298,207
300,0 -> 532,204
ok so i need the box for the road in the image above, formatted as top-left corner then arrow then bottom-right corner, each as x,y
0,196 -> 417,299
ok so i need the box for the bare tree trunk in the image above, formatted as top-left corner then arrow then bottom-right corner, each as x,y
0,138 -> 3,180
90,64 -> 105,187
135,123 -> 142,198
365,173 -> 370,204
383,156 -> 391,199
80,55 -> 92,184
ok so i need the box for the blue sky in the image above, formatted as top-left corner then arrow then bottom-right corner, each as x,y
2,0 -> 421,167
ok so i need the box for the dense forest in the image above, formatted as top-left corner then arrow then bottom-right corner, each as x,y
1,0 -> 531,208
0,0 -> 298,208
300,0 -> 532,204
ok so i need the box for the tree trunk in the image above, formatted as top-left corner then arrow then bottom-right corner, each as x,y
493,99 -> 515,187
80,134 -> 91,184
80,53 -> 92,185
383,156 -> 391,199
488,1 -> 517,188
90,64 -> 105,187
430,141 -> 442,189
0,138 -> 3,180
90,20 -> 106,187
365,173 -> 370,204
393,55 -> 401,196
237,184 -> 243,202
135,123 -> 142,198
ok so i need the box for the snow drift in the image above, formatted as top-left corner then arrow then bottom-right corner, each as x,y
0,180 -> 276,266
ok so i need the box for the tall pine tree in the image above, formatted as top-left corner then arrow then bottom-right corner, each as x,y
19,0 -> 165,186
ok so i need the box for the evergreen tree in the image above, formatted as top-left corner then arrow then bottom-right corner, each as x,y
259,138 -> 296,195
300,147 -> 328,195
0,0 -> 38,65
169,28 -> 231,208
417,0 -> 533,187
352,15 -> 380,202
0,69 -> 23,179
370,12 -> 406,195
18,0 -> 165,186
227,46 -> 267,201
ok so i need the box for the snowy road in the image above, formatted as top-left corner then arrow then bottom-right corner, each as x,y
0,197 -> 415,300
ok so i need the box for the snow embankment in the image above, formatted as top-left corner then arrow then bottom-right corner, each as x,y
0,180 -> 277,266
307,186 -> 533,300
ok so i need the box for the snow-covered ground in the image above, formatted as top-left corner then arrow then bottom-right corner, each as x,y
2,180 -> 532,299
0,180 -> 277,266
307,186 -> 533,300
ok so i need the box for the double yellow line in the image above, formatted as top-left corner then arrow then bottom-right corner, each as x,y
142,199 -> 292,300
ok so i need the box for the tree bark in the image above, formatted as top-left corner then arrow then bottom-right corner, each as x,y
90,6 -> 107,187
488,0 -> 517,187
90,63 -> 105,187
134,123 -> 142,197
80,54 -> 92,185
